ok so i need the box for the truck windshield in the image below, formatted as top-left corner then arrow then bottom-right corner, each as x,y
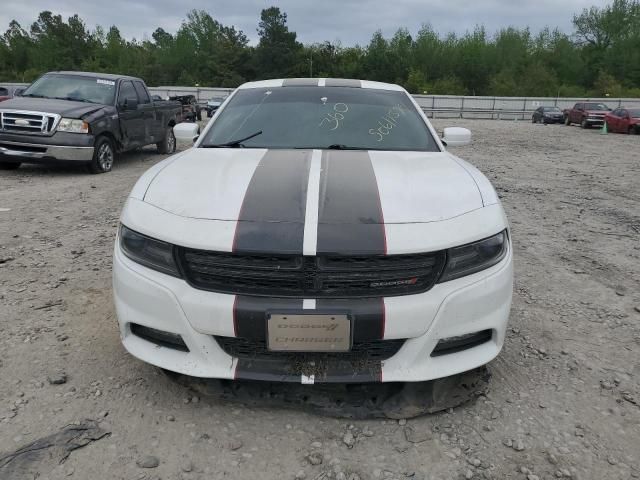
584,103 -> 609,110
200,86 -> 438,151
21,74 -> 117,105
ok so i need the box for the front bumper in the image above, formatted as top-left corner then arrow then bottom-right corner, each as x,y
585,117 -> 605,125
113,234 -> 514,383
0,132 -> 95,163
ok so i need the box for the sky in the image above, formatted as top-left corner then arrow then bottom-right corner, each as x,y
1,0 -> 611,45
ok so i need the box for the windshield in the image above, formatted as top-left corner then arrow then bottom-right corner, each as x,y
200,86 -> 438,151
629,109 -> 640,118
21,74 -> 116,105
584,103 -> 609,111
543,107 -> 561,112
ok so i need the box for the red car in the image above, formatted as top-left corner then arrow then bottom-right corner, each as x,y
605,108 -> 640,134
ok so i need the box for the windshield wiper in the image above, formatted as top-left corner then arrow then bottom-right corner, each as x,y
201,130 -> 263,148
51,96 -> 97,104
21,94 -> 47,98
327,144 -> 365,150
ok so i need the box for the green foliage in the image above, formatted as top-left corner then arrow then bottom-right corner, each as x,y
593,71 -> 623,96
0,3 -> 639,98
254,7 -> 302,79
427,76 -> 467,95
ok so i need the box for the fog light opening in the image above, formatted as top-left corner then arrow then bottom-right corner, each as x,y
130,323 -> 190,352
431,329 -> 493,357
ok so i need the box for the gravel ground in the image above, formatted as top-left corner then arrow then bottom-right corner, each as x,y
0,119 -> 639,480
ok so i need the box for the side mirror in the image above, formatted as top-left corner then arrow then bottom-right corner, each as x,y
123,98 -> 138,111
442,127 -> 472,147
174,122 -> 200,144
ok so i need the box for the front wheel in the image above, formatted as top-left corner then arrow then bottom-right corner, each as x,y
156,127 -> 176,154
0,162 -> 21,170
630,126 -> 638,135
580,118 -> 589,129
88,136 -> 115,174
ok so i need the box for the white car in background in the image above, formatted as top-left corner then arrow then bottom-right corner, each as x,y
113,78 -> 513,384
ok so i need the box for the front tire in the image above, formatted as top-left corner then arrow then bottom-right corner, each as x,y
630,126 -> 638,135
581,118 -> 589,129
0,162 -> 21,170
88,136 -> 115,174
156,127 -> 176,154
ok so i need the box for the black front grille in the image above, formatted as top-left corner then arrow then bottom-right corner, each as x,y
215,336 -> 404,362
176,249 -> 446,298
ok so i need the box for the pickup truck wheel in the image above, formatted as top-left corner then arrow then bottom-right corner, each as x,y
0,162 -> 21,170
157,127 -> 176,154
89,136 -> 115,174
630,126 -> 638,135
580,118 -> 589,129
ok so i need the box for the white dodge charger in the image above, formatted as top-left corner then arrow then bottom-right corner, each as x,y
113,78 -> 513,384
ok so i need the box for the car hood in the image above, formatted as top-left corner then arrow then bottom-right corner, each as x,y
143,148 -> 484,225
0,97 -> 105,118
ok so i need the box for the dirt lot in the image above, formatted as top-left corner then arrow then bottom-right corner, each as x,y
1,119 -> 639,480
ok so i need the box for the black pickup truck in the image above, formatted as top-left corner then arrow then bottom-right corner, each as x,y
0,71 -> 182,173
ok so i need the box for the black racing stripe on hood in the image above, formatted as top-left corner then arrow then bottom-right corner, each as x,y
233,149 -> 312,254
316,150 -> 387,255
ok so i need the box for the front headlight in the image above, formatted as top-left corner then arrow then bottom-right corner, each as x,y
438,231 -> 508,282
57,118 -> 89,134
119,225 -> 181,277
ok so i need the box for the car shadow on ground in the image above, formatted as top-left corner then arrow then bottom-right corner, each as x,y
164,367 -> 491,420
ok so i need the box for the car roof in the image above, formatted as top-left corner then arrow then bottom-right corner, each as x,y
47,71 -> 142,82
237,78 -> 405,92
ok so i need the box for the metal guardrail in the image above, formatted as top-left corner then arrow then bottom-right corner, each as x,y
2,82 -> 639,119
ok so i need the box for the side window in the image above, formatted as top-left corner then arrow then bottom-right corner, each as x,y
576,104 -> 583,111
622,109 -> 629,118
118,81 -> 137,107
133,82 -> 150,104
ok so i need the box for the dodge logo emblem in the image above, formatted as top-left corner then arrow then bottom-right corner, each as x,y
370,278 -> 418,288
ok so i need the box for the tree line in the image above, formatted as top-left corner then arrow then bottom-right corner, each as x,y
1,1 -> 639,97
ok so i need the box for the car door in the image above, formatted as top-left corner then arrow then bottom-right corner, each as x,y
619,109 -> 630,132
608,109 -> 618,131
574,104 -> 583,123
117,80 -> 145,149
133,81 -> 158,145
612,109 -> 624,132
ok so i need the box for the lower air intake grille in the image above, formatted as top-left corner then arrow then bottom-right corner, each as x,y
215,336 -> 405,362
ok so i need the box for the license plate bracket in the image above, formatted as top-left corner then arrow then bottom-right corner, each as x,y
266,311 -> 352,352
